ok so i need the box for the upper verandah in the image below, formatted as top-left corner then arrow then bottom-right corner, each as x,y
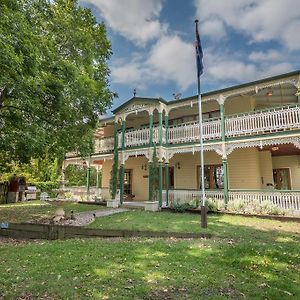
99,70 -> 299,135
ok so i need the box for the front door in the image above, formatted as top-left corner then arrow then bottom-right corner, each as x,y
163,166 -> 174,189
124,169 -> 132,195
197,165 -> 224,189
273,168 -> 291,190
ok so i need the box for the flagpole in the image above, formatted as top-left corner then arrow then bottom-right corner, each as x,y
195,19 -> 207,228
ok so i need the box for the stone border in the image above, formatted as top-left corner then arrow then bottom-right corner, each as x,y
0,223 -> 211,240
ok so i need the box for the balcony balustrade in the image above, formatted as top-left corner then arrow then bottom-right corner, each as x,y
94,104 -> 300,151
94,136 -> 114,153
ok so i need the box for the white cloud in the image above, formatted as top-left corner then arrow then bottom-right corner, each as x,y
81,0 -> 165,46
195,0 -> 300,50
249,50 -> 283,62
201,19 -> 226,39
147,36 -> 195,90
111,35 -> 196,91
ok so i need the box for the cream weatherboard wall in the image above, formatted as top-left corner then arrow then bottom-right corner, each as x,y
272,155 -> 300,189
170,148 -> 265,191
227,148 -> 262,189
123,156 -> 149,201
259,151 -> 274,188
100,156 -> 149,201
170,151 -> 222,189
101,159 -> 113,187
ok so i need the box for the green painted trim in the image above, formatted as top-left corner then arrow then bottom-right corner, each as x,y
149,114 -> 154,147
159,162 -> 163,207
167,140 -> 222,148
227,129 -> 300,142
222,159 -> 229,206
114,122 -> 118,148
86,166 -> 91,195
119,164 -> 125,204
165,163 -> 169,206
158,112 -> 163,146
148,161 -> 153,201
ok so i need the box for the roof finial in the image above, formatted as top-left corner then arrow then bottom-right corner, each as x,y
133,88 -> 136,97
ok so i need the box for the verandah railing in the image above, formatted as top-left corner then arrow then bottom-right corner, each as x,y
229,190 -> 300,211
168,119 -> 221,144
165,189 -> 300,212
225,104 -> 300,137
95,104 -> 300,150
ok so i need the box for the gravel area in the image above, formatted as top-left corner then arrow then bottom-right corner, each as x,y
67,208 -> 129,226
27,208 -> 129,226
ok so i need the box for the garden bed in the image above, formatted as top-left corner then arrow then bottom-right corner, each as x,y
163,207 -> 300,223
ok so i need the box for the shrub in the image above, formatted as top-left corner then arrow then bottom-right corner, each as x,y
228,199 -> 285,216
206,198 -> 219,212
32,181 -> 59,191
170,201 -> 195,213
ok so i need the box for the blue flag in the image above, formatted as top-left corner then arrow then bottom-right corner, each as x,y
195,21 -> 204,78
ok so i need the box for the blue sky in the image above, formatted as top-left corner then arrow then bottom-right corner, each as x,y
79,0 -> 300,114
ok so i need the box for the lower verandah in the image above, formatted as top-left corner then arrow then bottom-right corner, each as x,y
101,147 -> 300,201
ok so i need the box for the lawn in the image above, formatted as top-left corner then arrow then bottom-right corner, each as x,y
87,210 -> 300,239
0,211 -> 299,299
0,201 -> 106,223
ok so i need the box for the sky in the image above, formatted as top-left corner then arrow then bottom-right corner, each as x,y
79,0 -> 300,114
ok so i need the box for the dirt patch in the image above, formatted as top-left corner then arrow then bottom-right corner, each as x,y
146,287 -> 189,300
0,236 -> 44,246
16,293 -> 56,300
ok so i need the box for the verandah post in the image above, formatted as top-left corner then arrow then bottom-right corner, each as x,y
86,157 -> 91,201
164,112 -> 169,206
219,95 -> 229,206
148,110 -> 154,201
165,162 -> 169,206
110,120 -> 119,199
119,164 -> 125,204
119,118 -> 126,204
159,161 -> 163,207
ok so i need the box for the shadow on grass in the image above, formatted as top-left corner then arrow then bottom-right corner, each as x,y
0,214 -> 299,299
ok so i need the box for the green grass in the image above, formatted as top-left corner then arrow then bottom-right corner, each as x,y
0,201 -> 106,223
87,210 -> 300,239
0,211 -> 299,299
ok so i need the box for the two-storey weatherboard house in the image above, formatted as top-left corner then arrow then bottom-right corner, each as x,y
64,70 -> 300,212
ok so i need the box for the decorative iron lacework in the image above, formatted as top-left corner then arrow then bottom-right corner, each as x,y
122,149 -> 151,163
166,144 -> 223,161
226,136 -> 300,155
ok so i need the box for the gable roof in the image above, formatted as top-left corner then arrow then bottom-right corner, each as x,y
112,96 -> 167,114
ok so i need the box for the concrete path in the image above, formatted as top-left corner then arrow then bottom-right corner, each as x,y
65,208 -> 128,227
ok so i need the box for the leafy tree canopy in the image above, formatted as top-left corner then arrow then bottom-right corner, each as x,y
0,0 -> 114,163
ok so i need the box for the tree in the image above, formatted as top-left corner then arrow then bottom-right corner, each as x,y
0,0 -> 114,163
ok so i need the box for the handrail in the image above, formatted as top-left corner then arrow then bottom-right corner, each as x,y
226,103 -> 299,119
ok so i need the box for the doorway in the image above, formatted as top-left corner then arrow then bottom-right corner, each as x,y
273,168 -> 291,190
124,169 -> 133,195
197,165 -> 224,189
163,166 -> 174,189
